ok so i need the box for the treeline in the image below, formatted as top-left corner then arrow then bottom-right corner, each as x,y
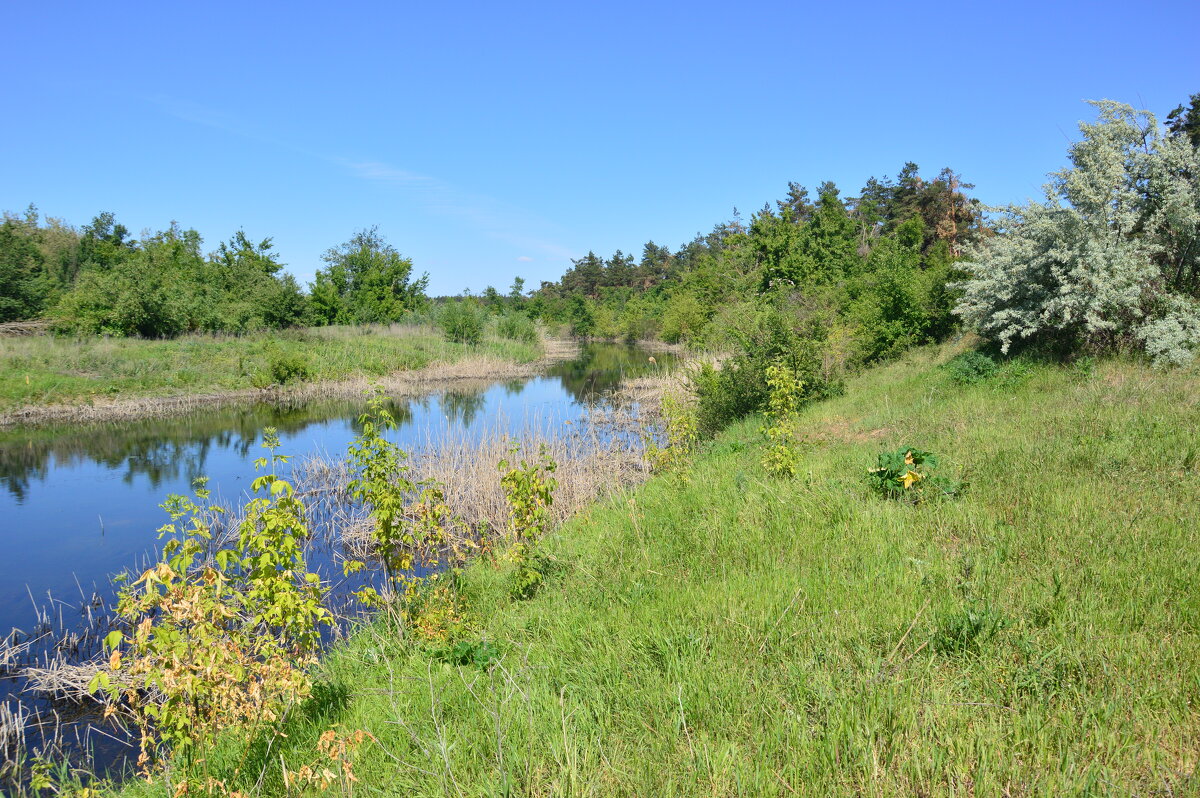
525,163 -> 981,371
0,214 -> 428,336
497,95 -> 1200,433
4,94 -> 1197,371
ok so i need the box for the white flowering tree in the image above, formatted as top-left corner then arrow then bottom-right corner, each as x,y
954,101 -> 1200,365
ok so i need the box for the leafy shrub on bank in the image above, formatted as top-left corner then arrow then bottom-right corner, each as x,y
96,433 -> 330,771
691,304 -> 838,437
498,446 -> 558,599
495,312 -> 539,344
761,359 -> 806,477
646,391 -> 699,472
439,300 -> 485,345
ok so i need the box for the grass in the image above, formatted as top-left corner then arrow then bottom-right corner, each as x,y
0,324 -> 542,414
112,345 -> 1200,796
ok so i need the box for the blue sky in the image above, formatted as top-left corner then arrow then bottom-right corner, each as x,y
2,1 -> 1196,295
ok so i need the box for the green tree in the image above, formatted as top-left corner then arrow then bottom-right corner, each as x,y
311,228 -> 428,324
1166,92 -> 1200,149
955,101 -> 1200,365
566,295 -> 595,338
0,208 -> 49,321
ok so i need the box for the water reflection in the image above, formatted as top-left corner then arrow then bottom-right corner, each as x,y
0,342 -> 674,783
546,342 -> 676,399
0,343 -> 674,500
0,397 -> 416,502
441,390 -> 486,426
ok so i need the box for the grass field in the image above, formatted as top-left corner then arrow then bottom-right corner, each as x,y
113,345 -> 1200,796
0,324 -> 541,414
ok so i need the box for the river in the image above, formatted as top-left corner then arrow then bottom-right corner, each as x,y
0,341 -> 674,780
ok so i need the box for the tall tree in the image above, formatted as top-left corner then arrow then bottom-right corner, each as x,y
311,227 -> 428,324
776,182 -> 814,223
1166,92 -> 1200,148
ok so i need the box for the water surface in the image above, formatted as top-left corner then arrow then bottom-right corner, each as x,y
0,342 -> 673,640
0,342 -> 673,780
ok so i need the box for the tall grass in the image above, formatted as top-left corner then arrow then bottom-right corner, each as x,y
0,324 -> 542,415
113,346 -> 1200,796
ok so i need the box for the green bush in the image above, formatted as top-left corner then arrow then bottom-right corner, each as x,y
945,351 -> 999,385
439,300 -> 485,345
268,351 -> 312,385
691,304 -> 837,437
495,312 -> 538,344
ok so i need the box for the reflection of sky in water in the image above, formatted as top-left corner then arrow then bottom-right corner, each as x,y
0,344 -> 676,639
0,378 -> 572,635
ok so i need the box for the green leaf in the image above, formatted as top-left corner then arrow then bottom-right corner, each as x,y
87,671 -> 110,693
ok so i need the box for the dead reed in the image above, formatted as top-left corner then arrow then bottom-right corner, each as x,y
292,400 -> 657,561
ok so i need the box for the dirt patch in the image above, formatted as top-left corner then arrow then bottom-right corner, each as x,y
810,417 -> 893,444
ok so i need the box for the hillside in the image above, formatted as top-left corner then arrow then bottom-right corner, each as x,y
118,345 -> 1199,796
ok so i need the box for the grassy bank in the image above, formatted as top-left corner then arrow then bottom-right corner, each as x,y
117,346 -> 1198,796
0,324 -> 542,417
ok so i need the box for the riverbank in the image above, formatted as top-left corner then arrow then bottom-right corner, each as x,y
105,343 -> 1200,796
0,326 -> 567,427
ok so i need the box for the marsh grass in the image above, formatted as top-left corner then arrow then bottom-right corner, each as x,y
0,324 -> 544,421
112,345 -> 1200,795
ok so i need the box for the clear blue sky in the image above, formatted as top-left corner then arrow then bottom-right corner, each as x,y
2,1 -> 1196,295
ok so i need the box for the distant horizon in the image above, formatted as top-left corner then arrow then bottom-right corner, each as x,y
3,0 -> 1196,296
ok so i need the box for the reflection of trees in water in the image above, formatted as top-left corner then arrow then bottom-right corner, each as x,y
0,395 -> 414,501
545,343 -> 678,401
441,390 -> 487,426
0,344 -> 668,500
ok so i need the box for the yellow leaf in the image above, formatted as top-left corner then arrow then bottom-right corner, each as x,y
901,470 -> 923,489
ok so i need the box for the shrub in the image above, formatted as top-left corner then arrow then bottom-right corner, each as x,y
497,446 -> 558,598
268,351 -> 313,385
97,433 -> 330,771
760,360 -> 805,477
945,351 -> 999,385
691,304 -> 836,437
439,300 -> 485,345
660,293 -> 708,344
646,390 -> 699,471
345,389 -> 453,604
495,311 -> 539,343
954,101 -> 1200,366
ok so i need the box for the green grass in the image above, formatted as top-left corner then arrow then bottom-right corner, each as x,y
0,324 -> 541,412
116,346 -> 1200,796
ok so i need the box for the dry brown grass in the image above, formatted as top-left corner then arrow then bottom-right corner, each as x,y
292,402 -> 658,560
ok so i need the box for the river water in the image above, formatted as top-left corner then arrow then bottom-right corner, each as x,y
0,342 -> 673,776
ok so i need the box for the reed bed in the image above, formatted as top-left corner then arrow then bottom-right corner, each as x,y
294,403 -> 655,560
